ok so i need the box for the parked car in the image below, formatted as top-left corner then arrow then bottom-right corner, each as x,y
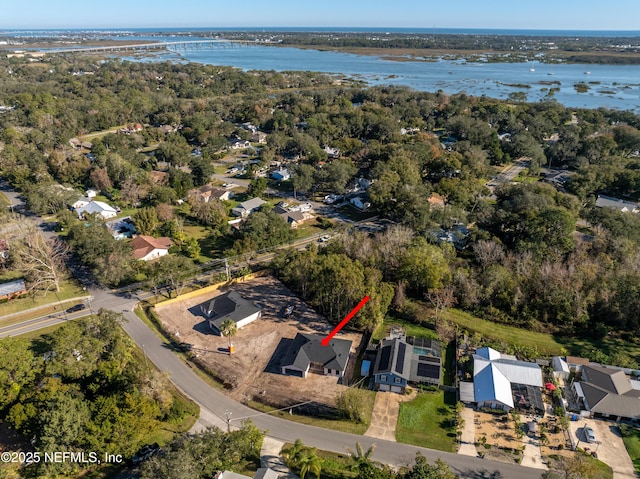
318,235 -> 331,243
66,303 -> 87,313
584,426 -> 596,443
131,443 -> 160,465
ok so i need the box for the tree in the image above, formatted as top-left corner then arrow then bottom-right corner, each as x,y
220,319 -> 237,353
247,177 -> 268,198
148,255 -> 198,297
298,448 -> 322,479
190,198 -> 227,229
292,163 -> 315,198
337,388 -> 369,424
134,207 -> 159,236
402,454 -> 455,479
347,442 -> 376,470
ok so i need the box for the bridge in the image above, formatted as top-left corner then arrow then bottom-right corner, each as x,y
16,39 -> 257,56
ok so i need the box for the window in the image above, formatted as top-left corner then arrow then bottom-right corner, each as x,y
394,377 -> 402,384
380,375 -> 387,382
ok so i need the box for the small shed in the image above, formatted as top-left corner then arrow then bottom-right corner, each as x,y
552,356 -> 570,380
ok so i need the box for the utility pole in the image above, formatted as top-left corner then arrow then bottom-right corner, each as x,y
224,258 -> 230,281
225,409 -> 232,433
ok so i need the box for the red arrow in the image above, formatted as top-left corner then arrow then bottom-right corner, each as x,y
321,296 -> 370,346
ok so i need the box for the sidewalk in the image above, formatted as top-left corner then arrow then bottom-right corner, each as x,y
260,437 -> 299,479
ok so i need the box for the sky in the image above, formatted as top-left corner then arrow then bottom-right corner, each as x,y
2,0 -> 640,31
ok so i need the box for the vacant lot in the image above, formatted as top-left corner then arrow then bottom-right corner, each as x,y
154,276 -> 364,409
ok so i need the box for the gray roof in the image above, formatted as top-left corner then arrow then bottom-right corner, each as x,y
281,333 -> 352,373
373,338 -> 442,383
373,338 -> 412,380
202,292 -> 261,332
253,468 -> 279,479
238,197 -> 266,211
578,365 -> 640,418
0,279 -> 26,297
595,194 -> 639,212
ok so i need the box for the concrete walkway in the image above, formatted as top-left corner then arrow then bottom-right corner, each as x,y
260,437 -> 299,479
458,406 -> 478,457
520,435 -> 547,470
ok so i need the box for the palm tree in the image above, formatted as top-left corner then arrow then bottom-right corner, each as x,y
346,442 -> 376,470
220,319 -> 237,354
298,448 -> 322,479
285,438 -> 307,468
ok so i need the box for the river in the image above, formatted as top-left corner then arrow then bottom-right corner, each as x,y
117,40 -> 640,112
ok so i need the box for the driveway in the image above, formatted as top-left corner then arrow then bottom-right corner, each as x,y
458,406 -> 478,457
569,418 -> 636,479
365,392 -> 402,441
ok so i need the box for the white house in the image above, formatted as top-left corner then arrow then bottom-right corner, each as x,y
85,189 -> 98,198
130,235 -> 173,261
231,197 -> 266,217
71,196 -> 92,209
350,196 -> 371,211
201,291 -> 262,335
595,195 -> 640,213
271,169 -> 291,181
75,201 -> 118,219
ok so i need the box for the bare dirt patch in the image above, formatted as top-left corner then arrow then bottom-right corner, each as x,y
154,276 -> 364,410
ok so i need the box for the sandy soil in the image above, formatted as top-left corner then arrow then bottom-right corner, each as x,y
154,276 -> 364,409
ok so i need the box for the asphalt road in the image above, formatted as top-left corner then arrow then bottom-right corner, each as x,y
0,177 -> 542,478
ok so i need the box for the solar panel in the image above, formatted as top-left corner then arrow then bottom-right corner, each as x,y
417,363 -> 440,379
419,355 -> 441,364
396,342 -> 406,374
379,346 -> 391,371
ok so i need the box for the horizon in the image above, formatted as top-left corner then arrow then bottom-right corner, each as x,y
3,0 -> 640,31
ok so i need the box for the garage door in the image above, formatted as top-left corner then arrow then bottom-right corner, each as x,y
391,386 -> 403,393
284,368 -> 303,378
379,384 -> 390,391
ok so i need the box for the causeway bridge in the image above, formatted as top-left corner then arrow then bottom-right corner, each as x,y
22,39 -> 256,55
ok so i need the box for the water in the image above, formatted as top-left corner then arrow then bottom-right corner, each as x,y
143,43 -> 640,111
7,28 -> 640,111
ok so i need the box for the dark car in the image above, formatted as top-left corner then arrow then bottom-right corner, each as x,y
66,303 -> 87,313
131,443 -> 160,465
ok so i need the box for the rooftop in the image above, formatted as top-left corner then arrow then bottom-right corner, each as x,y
281,333 -> 352,373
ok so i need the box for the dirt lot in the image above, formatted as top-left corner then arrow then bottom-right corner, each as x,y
154,276 -> 364,409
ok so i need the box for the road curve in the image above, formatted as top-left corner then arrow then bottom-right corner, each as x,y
119,307 -> 541,479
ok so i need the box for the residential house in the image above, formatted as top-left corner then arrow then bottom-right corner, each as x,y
572,364 -> 640,421
148,170 -> 169,185
190,185 -> 232,203
231,198 -> 266,217
373,338 -> 442,393
566,356 -> 590,373
130,235 -> 173,261
280,333 -> 352,379
273,205 -> 311,229
200,291 -> 262,336
0,279 -> 27,300
552,356 -> 570,381
106,217 -> 136,240
271,169 -> 291,181
229,138 -> 251,149
323,146 -> 341,158
85,189 -> 98,199
350,196 -> 371,211
427,193 -> 445,209
250,131 -> 268,144
75,201 -> 118,219
595,195 -> 640,213
471,347 -> 543,412
71,196 -> 92,210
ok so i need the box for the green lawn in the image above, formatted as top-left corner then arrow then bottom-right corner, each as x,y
396,390 -> 457,452
0,279 -> 87,322
620,424 -> 640,474
372,317 -> 439,343
282,443 -> 358,479
443,308 -> 640,363
247,389 -> 377,436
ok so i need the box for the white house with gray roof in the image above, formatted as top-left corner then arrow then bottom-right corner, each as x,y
280,333 -> 352,379
231,197 -> 266,217
595,195 -> 640,213
201,291 -> 262,336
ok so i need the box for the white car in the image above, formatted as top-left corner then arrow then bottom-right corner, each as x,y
318,235 -> 331,242
584,426 -> 596,443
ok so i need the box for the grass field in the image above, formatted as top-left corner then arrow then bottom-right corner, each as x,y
0,279 -> 87,322
443,308 -> 640,362
247,389 -> 376,436
396,390 -> 457,452
372,316 -> 439,343
620,424 -> 640,474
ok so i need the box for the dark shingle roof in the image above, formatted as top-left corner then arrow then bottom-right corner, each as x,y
373,338 -> 412,380
203,291 -> 261,332
579,365 -> 640,419
281,333 -> 352,373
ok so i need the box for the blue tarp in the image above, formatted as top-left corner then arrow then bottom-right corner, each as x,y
361,360 -> 371,377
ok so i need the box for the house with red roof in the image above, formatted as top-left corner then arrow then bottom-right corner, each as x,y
130,235 -> 173,261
